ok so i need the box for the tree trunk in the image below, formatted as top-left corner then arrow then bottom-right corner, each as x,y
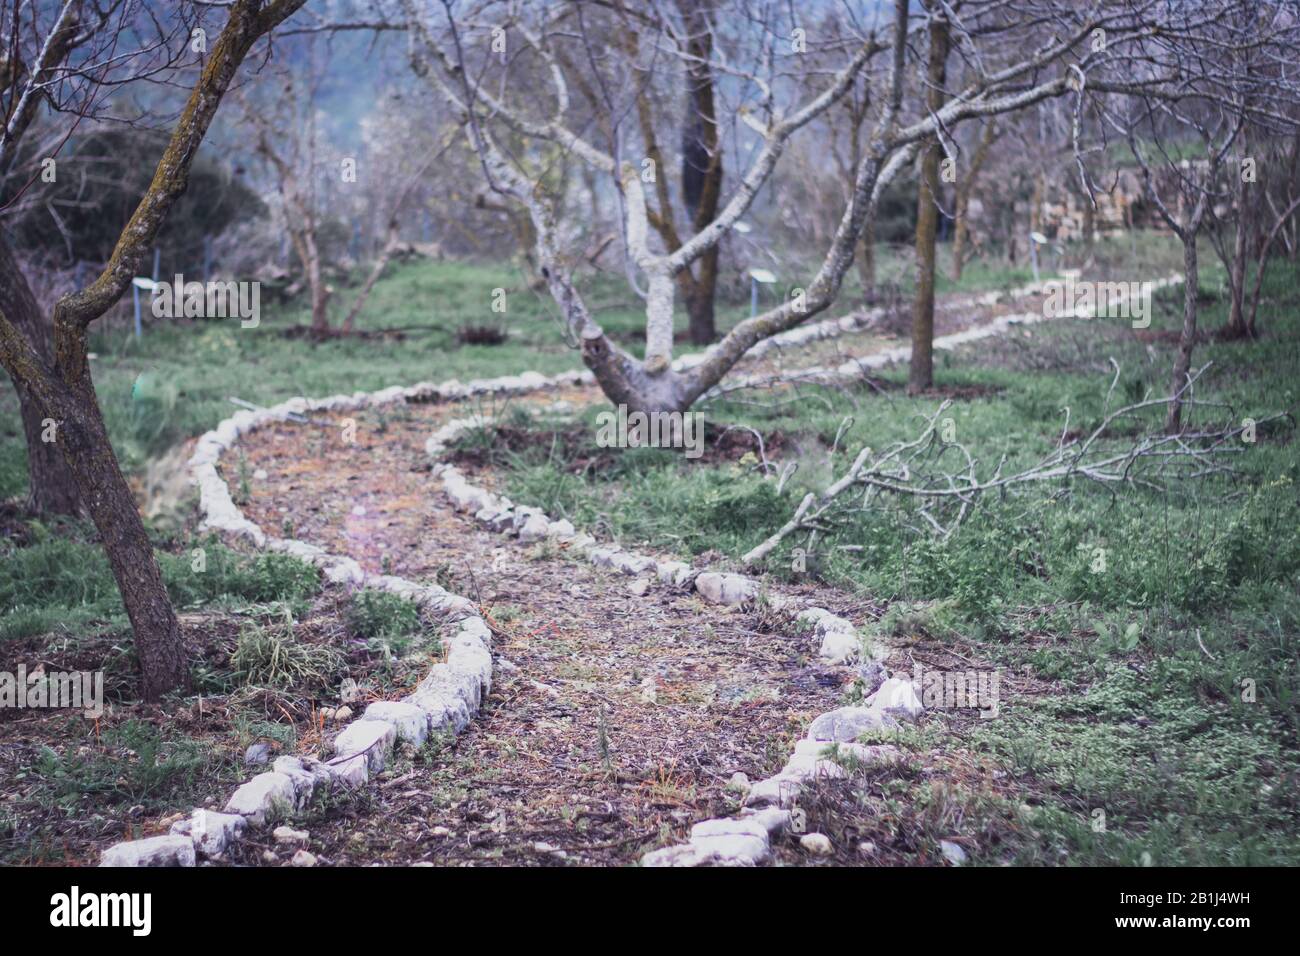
304,232 -> 330,334
950,204 -> 968,282
1165,235 -> 1199,434
908,9 -> 949,394
950,121 -> 995,282
1225,145 -> 1251,337
0,234 -> 80,514
59,385 -> 190,700
1,319 -> 190,701
679,0 -> 723,345
686,249 -> 719,345
857,222 -> 876,303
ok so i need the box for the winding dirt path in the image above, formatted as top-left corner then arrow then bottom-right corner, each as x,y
230,397 -> 875,865
211,285 -> 1056,865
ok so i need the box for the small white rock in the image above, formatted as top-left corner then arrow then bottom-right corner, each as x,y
940,839 -> 968,865
800,833 -> 833,855
694,572 -> 759,606
291,849 -> 318,867
100,834 -> 196,868
273,826 -> 310,847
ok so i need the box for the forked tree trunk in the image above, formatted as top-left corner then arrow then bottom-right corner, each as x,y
0,234 -> 80,515
908,8 -> 949,394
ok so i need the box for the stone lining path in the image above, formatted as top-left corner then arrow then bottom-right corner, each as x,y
98,276 -> 1138,866
229,397 -> 877,864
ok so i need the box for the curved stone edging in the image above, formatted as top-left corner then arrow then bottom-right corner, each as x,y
100,369 -> 595,866
422,412 -> 931,867
100,277 -> 1181,865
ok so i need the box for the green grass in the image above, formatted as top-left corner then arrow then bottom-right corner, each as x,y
4,232 -> 1296,865
0,525 -> 322,642
462,235 -> 1300,864
0,247 -> 1095,496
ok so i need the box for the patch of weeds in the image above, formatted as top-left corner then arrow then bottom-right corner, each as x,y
26,718 -> 227,811
230,609 -> 343,690
347,589 -> 420,642
230,714 -> 298,753
162,543 -> 321,608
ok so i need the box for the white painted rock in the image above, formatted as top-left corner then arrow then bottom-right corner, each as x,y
271,755 -> 330,807
870,676 -> 924,722
743,774 -> 804,808
100,834 -> 196,867
273,826 -> 310,847
171,809 -> 246,857
333,719 -> 397,772
796,607 -> 833,628
325,754 -> 369,788
517,512 -> 550,543
694,572 -> 758,605
738,807 -> 793,836
689,833 -> 770,866
940,840 -> 968,865
801,833 -> 833,855
291,849 -> 318,867
546,519 -> 576,540
362,701 -> 430,748
479,507 -> 516,533
657,561 -> 690,585
224,771 -> 298,826
611,553 -> 655,576
806,706 -> 897,742
818,629 -> 860,665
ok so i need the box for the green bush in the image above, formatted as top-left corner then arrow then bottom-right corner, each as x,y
347,589 -> 421,641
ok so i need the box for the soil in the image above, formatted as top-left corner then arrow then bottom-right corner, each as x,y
224,399 -> 881,865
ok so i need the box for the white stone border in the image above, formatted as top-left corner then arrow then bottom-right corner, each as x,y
101,278 -> 1181,865
694,274 -> 1185,397
424,413 -> 931,867
100,369 -> 595,866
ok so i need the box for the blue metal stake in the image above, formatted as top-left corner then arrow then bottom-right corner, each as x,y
133,285 -> 142,339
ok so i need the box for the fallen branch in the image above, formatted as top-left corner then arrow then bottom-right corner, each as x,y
742,363 -> 1290,566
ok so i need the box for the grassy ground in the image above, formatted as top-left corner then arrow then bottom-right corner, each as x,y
458,241 -> 1300,865
0,238 -> 1117,494
3,231 -> 1293,865
0,524 -> 446,863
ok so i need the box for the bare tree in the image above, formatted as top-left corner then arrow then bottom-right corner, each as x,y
0,0 -> 310,701
395,0 -> 1204,413
1100,5 -> 1300,431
